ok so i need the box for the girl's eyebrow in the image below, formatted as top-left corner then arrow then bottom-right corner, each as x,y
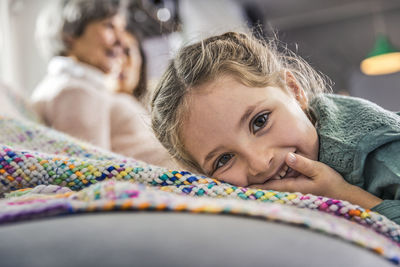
237,99 -> 265,130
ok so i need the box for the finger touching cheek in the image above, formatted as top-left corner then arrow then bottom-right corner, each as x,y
286,153 -> 318,177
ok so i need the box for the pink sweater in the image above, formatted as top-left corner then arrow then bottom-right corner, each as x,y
31,57 -> 174,168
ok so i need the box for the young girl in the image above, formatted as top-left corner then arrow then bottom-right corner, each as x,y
151,32 -> 400,224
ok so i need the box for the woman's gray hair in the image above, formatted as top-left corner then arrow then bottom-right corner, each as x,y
35,0 -> 126,60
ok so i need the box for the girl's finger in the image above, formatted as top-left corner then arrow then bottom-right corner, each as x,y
285,153 -> 320,178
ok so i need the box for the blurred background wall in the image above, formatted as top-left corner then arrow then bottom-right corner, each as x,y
0,0 -> 48,94
1,0 -> 400,110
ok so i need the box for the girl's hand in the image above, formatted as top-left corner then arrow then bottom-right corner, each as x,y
255,152 -> 349,198
252,153 -> 382,209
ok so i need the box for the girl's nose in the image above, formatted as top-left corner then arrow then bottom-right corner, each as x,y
245,147 -> 273,179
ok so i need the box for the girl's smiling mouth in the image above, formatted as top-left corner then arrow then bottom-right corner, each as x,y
261,153 -> 302,184
270,162 -> 301,182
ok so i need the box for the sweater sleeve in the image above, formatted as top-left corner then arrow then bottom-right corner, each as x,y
108,94 -> 176,169
46,87 -> 111,149
364,141 -> 400,225
371,200 -> 400,224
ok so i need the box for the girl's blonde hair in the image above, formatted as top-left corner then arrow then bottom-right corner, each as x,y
151,31 -> 331,173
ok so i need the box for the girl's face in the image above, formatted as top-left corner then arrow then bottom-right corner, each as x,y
182,75 -> 319,187
118,32 -> 143,94
67,15 -> 125,74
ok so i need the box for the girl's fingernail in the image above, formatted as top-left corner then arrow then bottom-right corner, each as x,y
287,153 -> 296,164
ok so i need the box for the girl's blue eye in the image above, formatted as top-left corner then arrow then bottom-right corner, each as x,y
214,153 -> 233,171
251,112 -> 269,133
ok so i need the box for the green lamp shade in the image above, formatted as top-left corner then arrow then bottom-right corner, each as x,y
361,35 -> 400,75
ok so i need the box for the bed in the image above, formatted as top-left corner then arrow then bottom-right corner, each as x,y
0,82 -> 399,267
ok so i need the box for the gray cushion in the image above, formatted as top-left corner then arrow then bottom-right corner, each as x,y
0,212 -> 392,267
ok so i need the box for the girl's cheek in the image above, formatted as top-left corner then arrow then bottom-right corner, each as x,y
223,164 -> 248,187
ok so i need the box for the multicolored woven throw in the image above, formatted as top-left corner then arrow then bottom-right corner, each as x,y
1,117 -> 400,264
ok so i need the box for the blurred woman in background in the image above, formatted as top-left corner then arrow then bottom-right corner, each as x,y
116,24 -> 148,105
32,0 -> 174,168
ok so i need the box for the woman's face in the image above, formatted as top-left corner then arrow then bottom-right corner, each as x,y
117,32 -> 143,94
181,75 -> 319,188
67,14 -> 125,74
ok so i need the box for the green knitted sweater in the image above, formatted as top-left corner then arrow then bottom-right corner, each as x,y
311,94 -> 400,224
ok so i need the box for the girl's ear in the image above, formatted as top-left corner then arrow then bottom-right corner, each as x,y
284,71 -> 308,110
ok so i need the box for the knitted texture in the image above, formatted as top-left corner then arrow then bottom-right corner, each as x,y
1,116 -> 400,264
312,94 -> 400,178
2,180 -> 400,264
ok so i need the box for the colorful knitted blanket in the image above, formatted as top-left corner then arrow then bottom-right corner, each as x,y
1,117 -> 400,264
